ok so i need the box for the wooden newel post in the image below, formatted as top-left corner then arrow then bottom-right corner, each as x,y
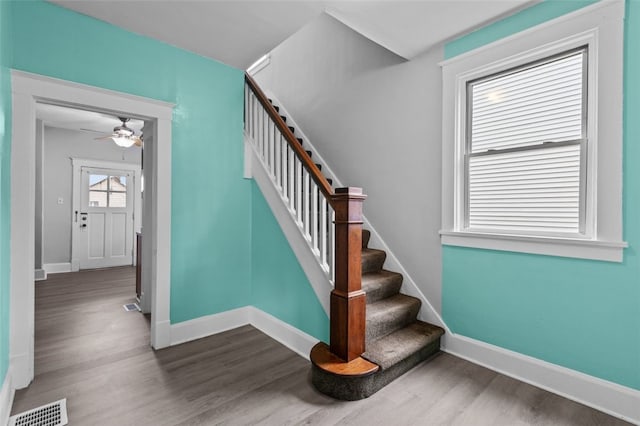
330,187 -> 367,362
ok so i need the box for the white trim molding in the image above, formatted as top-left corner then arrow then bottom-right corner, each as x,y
42,263 -> 71,274
169,306 -> 319,360
246,54 -> 271,76
248,307 -> 319,360
0,368 -> 15,426
170,307 -> 251,346
442,333 -> 640,424
10,70 -> 174,389
440,0 -> 626,262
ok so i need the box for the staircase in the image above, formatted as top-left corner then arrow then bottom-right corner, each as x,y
244,73 -> 444,401
310,229 -> 444,400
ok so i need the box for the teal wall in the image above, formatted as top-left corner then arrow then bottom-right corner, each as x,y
0,0 -> 13,387
250,182 -> 329,341
9,1 -> 251,324
443,0 -> 640,390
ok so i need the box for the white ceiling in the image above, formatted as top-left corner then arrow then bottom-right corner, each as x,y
49,1 -> 535,70
36,103 -> 145,136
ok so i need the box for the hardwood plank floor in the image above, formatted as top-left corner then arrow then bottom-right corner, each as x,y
11,267 -> 630,425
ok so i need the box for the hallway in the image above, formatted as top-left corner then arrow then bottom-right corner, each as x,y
10,268 -> 630,425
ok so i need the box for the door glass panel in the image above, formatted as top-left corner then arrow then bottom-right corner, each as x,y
108,175 -> 127,207
89,174 -> 108,190
109,192 -> 127,207
87,173 -> 128,208
89,191 -> 107,207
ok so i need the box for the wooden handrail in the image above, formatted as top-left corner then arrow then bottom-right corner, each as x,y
244,73 -> 334,201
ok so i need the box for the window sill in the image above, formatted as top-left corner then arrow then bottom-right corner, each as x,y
440,230 -> 627,262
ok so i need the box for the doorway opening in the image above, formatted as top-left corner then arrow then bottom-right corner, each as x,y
34,104 -> 144,276
10,70 -> 174,389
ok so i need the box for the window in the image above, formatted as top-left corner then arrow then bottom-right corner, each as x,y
89,174 -> 128,208
466,48 -> 586,236
440,0 -> 626,262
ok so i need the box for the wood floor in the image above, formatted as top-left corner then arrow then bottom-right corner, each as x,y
11,267 -> 630,425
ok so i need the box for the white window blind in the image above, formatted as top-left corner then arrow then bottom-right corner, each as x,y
466,48 -> 586,235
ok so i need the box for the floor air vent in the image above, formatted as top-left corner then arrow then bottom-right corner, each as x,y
8,399 -> 68,426
123,303 -> 140,312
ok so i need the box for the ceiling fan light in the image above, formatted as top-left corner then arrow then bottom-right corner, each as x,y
115,127 -> 135,137
111,135 -> 135,148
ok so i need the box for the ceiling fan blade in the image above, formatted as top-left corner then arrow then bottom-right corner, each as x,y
132,136 -> 143,147
94,135 -> 113,141
81,128 -> 105,134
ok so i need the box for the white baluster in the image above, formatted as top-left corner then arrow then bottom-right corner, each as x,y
295,159 -> 302,225
275,131 -> 281,189
281,138 -> 288,202
312,184 -> 319,254
304,169 -> 310,238
320,197 -> 327,269
289,146 -> 295,212
329,208 -> 335,282
271,123 -> 276,178
263,110 -> 268,161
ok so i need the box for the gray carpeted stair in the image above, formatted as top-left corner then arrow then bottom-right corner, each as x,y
361,248 -> 386,273
361,270 -> 403,303
269,100 -> 445,400
366,294 -> 421,343
363,321 -> 443,369
311,225 -> 445,400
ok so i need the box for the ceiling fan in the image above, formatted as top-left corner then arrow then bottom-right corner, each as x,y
94,117 -> 142,148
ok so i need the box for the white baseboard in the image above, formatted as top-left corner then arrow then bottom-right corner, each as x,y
151,319 -> 171,350
9,352 -> 31,390
0,368 -> 15,426
442,333 -> 640,424
170,307 -> 251,346
248,307 -> 319,360
42,263 -> 71,274
34,269 -> 46,281
168,306 -> 318,361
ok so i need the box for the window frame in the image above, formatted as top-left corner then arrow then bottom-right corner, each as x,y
440,0 -> 626,262
463,46 -> 588,238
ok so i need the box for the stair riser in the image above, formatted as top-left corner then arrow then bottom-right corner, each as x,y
362,275 -> 403,303
366,301 -> 420,343
362,230 -> 371,248
362,252 -> 386,274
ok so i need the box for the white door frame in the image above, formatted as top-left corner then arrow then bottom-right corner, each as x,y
70,158 -> 142,271
10,70 -> 174,389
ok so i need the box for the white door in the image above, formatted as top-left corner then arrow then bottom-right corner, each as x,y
78,167 -> 134,269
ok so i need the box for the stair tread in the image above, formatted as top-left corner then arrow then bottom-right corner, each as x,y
363,321 -> 444,370
362,270 -> 403,303
367,294 -> 420,321
366,294 -> 421,342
